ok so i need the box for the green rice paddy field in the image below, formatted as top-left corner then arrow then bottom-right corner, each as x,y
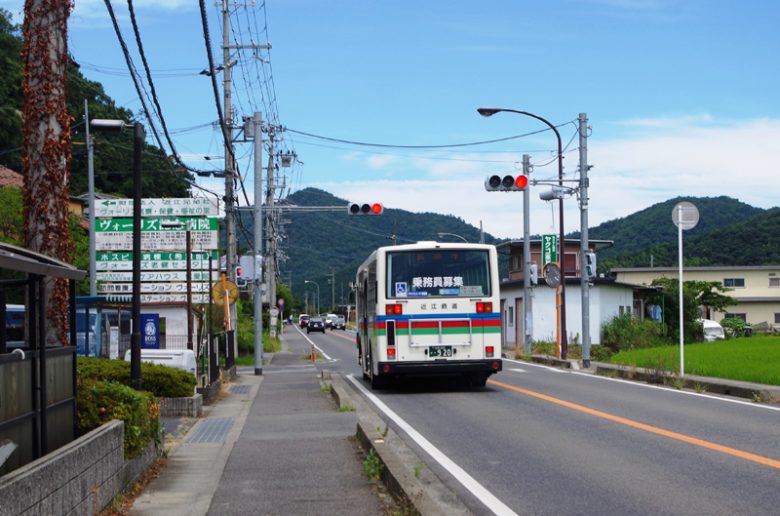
608,335 -> 780,386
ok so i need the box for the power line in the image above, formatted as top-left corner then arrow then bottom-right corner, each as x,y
283,124 -> 573,150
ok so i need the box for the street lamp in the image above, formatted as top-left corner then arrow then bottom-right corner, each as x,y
437,232 -> 468,243
477,107 -> 569,359
90,119 -> 145,389
304,280 -> 320,315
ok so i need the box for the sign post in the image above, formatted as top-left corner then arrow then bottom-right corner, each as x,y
672,201 -> 699,377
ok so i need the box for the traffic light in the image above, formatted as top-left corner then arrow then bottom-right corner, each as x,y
484,174 -> 528,191
348,202 -> 383,215
585,252 -> 597,280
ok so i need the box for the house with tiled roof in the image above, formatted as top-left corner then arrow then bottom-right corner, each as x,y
0,165 -> 23,188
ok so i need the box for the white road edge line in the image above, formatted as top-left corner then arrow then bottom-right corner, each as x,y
293,325 -> 334,361
347,375 -> 518,516
502,358 -> 780,413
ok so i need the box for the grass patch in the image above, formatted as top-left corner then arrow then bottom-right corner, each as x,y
608,335 -> 780,385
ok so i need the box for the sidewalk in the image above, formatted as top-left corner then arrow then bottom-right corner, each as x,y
130,339 -> 387,515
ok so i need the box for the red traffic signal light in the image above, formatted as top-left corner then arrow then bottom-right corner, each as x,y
484,174 -> 528,191
348,202 -> 384,215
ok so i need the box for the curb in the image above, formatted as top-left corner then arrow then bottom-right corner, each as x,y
326,373 -> 473,516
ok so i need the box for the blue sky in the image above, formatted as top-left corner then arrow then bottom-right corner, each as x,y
3,0 -> 779,239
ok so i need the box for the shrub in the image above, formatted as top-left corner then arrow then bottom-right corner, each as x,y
78,357 -> 196,398
76,378 -> 161,458
721,317 -> 749,338
601,314 -> 666,353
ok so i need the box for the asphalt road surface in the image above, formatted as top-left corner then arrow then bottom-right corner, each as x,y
289,325 -> 780,516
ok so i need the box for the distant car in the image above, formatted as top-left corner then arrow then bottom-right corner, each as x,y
307,316 -> 325,333
699,319 -> 725,342
332,315 -> 346,330
299,314 -> 310,328
324,313 -> 338,329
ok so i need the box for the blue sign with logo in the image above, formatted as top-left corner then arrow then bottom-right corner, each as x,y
141,313 -> 160,349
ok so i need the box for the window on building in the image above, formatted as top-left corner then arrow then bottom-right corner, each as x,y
507,306 -> 514,327
723,278 -> 745,288
564,252 -> 578,277
775,313 -> 780,325
769,277 -> 779,287
725,313 -> 747,322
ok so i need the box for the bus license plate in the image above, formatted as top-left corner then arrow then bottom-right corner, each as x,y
429,345 -> 453,358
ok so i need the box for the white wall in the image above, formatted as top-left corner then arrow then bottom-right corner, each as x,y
500,282 -> 636,347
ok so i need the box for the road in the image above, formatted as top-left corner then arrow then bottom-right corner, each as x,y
288,324 -> 780,515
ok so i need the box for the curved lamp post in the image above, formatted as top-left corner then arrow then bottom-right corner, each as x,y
477,107 -> 568,359
304,280 -> 320,315
437,232 -> 468,243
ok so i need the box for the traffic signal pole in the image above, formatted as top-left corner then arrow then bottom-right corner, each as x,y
522,155 -> 533,355
579,113 -> 592,368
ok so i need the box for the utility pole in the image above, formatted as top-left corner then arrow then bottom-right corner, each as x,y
85,100 -> 96,297
579,113 -> 591,368
222,0 -> 237,287
330,268 -> 336,312
266,128 -> 276,311
252,111 -> 264,375
522,155 -> 533,355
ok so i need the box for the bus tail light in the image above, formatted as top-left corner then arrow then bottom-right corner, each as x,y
476,302 -> 493,313
486,345 -> 494,358
386,304 -> 403,315
387,347 -> 396,360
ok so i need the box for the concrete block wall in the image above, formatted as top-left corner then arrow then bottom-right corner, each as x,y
158,393 -> 203,417
0,420 -> 124,516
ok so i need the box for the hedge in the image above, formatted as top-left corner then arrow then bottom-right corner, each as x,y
78,356 -> 196,398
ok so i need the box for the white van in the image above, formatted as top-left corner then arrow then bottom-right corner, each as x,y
124,348 -> 197,375
700,319 -> 725,342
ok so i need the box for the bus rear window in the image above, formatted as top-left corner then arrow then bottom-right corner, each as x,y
386,249 -> 490,298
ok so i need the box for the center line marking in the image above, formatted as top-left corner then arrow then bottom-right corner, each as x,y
488,378 -> 780,470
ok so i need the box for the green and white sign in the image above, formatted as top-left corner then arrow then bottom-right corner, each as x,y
542,234 -> 558,265
95,217 -> 219,251
95,197 -> 218,218
95,251 -> 218,271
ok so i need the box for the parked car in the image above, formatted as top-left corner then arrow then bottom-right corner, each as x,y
299,314 -> 310,328
331,315 -> 346,330
307,316 -> 325,333
699,319 -> 725,342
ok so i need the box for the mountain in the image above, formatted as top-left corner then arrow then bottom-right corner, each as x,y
585,196 -> 776,269
237,188 -> 501,305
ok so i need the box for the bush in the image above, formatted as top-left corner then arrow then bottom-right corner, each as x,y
78,357 -> 196,398
601,314 -> 666,353
76,378 -> 161,458
721,317 -> 749,338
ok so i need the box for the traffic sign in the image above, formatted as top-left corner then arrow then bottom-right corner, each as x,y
672,201 -> 699,230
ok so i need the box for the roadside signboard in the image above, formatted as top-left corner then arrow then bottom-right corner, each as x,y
96,251 -> 217,271
542,234 -> 558,265
95,197 -> 218,218
98,282 -> 211,294
95,217 -> 218,251
96,271 -> 219,282
105,293 -> 210,304
140,313 -> 160,349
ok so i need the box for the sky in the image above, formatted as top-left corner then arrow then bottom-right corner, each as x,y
3,0 -> 779,240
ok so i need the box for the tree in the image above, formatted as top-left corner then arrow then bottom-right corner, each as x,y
21,0 -> 72,346
648,278 -> 736,342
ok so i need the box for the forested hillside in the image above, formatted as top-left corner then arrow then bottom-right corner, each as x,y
0,9 -> 193,199
237,188 -> 501,304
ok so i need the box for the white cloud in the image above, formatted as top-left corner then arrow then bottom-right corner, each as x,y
313,117 -> 780,241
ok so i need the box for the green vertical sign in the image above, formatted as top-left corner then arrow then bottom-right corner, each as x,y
542,234 -> 557,264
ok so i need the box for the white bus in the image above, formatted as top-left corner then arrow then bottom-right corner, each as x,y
356,241 -> 502,389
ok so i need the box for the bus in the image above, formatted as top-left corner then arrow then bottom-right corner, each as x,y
356,241 -> 502,389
